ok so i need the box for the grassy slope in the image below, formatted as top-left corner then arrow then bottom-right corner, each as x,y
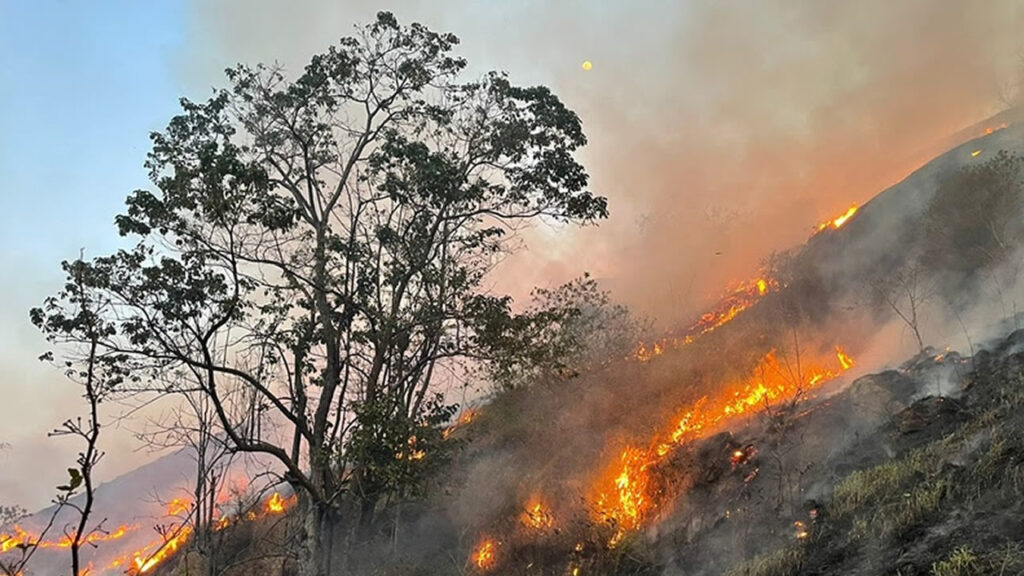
729,331 -> 1024,576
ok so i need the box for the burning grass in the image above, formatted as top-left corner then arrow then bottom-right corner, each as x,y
593,347 -> 855,540
816,204 -> 859,233
634,273 -> 780,362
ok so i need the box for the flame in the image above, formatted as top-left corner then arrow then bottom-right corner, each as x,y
396,436 -> 427,460
521,500 -> 555,530
1,523 -> 137,556
818,204 -> 858,232
634,275 -> 779,362
472,538 -> 497,571
166,498 -> 190,517
126,525 -> 194,574
836,346 -> 854,370
594,347 -> 855,540
112,490 -> 296,574
266,492 -> 285,514
984,123 -> 1007,135
443,409 -> 479,439
264,491 -> 296,515
1,525 -> 33,553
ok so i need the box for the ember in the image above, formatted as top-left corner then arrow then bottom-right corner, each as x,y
472,539 -> 497,571
730,444 -> 757,468
521,500 -> 555,530
984,122 -> 1007,135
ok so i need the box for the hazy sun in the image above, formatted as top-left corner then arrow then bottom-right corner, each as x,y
581,60 -> 593,71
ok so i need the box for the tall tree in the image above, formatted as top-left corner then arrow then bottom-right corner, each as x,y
32,12 -> 606,576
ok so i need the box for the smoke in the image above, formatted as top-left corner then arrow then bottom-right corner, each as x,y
5,2 -> 1022,572
182,0 -> 1024,325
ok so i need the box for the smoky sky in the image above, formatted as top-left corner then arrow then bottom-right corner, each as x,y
184,0 -> 1023,323
3,0 -> 1023,512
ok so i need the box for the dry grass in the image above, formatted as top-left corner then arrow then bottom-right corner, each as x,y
724,545 -> 804,576
930,543 -> 1024,576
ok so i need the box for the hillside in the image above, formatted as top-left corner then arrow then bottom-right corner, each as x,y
6,116 -> 1024,576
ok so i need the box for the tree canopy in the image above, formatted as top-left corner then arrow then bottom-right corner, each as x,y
32,12 -> 607,575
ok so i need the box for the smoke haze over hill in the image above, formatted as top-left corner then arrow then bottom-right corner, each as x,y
2,3 -> 1024,567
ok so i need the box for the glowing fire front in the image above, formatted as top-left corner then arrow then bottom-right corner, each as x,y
593,347 -> 855,539
634,275 -> 780,362
111,491 -> 296,574
0,490 -> 300,575
817,204 -> 858,233
1,523 -> 138,554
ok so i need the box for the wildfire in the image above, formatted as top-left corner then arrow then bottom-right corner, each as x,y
1,523 -> 137,555
126,525 -> 193,574
634,275 -> 779,362
594,347 -> 855,540
166,498 -> 190,517
1,526 -> 33,553
396,436 -> 426,460
691,276 -> 779,336
265,492 -> 288,514
443,409 -> 478,439
836,347 -> 854,370
984,122 -> 1007,135
521,500 -> 555,530
473,538 -> 497,571
112,490 -> 296,574
817,204 -> 858,232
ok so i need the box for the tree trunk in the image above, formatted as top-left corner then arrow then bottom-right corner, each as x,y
298,500 -> 338,576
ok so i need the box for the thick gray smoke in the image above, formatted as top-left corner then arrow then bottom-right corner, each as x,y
182,0 -> 1024,324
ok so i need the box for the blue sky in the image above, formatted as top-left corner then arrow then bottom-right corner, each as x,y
0,1 -> 192,506
0,1 -> 186,266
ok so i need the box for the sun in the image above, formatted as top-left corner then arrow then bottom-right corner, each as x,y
581,60 -> 593,71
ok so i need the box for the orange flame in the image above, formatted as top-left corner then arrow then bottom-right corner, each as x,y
264,492 -> 296,515
634,275 -> 779,362
166,498 -> 190,517
818,204 -> 858,232
443,409 -> 479,439
521,500 -> 555,530
0,525 -> 33,553
1,523 -> 137,555
984,123 -> 1007,135
127,525 -> 193,574
472,538 -> 497,571
594,347 -> 855,540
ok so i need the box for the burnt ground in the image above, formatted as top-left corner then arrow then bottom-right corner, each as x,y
148,330 -> 1024,576
683,331 -> 1024,576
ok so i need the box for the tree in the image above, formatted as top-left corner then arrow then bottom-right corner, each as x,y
32,12 -> 606,576
869,262 -> 935,354
0,445 -> 26,530
136,387 -> 236,576
35,258 -> 116,576
922,151 -> 1024,282
479,273 -> 646,391
2,260 -> 114,576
